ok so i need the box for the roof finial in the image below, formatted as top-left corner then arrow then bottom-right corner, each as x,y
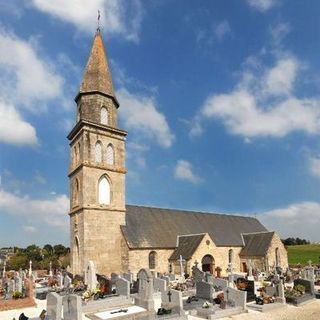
97,10 -> 101,32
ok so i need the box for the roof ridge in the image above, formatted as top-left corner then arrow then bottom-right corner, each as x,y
126,204 -> 257,220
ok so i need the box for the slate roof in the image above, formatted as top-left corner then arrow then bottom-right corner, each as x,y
79,31 -> 115,98
240,232 -> 274,257
169,234 -> 206,261
121,205 -> 268,249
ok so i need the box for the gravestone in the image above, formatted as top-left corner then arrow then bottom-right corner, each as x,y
161,289 -> 183,315
47,292 -> 62,320
212,278 -> 228,290
294,278 -> 315,295
205,272 -> 214,283
15,275 -> 23,293
303,266 -> 315,282
277,281 -> 285,304
111,273 -> 120,281
162,276 -> 170,285
63,294 -> 81,320
63,275 -> 72,290
122,272 -> 133,284
154,277 -> 167,292
135,268 -> 154,311
115,277 -> 130,297
85,261 -> 98,291
192,266 -> 204,283
224,287 -> 247,310
57,273 -> 63,288
9,279 -> 15,292
168,273 -> 175,281
265,285 -> 277,297
196,281 -> 213,301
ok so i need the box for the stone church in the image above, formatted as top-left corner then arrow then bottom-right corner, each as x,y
68,30 -> 288,277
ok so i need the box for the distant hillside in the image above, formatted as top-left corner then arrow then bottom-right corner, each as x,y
287,244 -> 320,265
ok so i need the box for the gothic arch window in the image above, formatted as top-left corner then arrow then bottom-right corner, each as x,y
73,236 -> 80,274
73,178 -> 80,207
98,176 -> 111,205
101,107 -> 108,125
95,141 -> 103,163
149,251 -> 157,270
228,249 -> 234,264
106,144 -> 114,165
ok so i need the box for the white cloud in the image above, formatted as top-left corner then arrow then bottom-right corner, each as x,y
0,188 -> 69,228
174,160 -> 202,184
246,0 -> 276,12
0,101 -> 37,145
214,20 -> 231,40
309,156 -> 320,178
0,31 -> 63,109
31,0 -> 143,43
0,29 -> 63,146
194,55 -> 320,139
270,22 -> 291,45
259,202 -> 320,241
118,88 -> 175,148
23,225 -> 37,233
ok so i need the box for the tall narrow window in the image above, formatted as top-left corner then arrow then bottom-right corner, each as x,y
95,141 -> 103,163
149,251 -> 157,269
73,178 -> 79,207
106,144 -> 114,165
98,176 -> 110,205
101,107 -> 108,125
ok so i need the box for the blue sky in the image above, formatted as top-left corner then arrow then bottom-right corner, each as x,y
1,0 -> 320,247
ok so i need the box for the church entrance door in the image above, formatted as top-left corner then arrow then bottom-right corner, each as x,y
201,254 -> 215,274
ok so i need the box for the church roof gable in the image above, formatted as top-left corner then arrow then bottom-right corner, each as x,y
240,231 -> 274,257
122,205 -> 268,249
169,234 -> 206,261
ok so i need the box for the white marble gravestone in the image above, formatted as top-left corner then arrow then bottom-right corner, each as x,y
63,294 -> 82,320
47,292 -> 62,320
136,268 -> 154,311
85,260 -> 98,291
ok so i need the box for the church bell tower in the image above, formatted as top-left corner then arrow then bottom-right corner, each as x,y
68,29 -> 127,275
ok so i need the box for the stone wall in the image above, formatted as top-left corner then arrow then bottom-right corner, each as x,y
266,233 -> 288,271
127,249 -> 174,275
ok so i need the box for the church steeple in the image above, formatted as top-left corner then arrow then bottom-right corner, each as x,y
78,30 -> 116,102
74,30 -> 119,127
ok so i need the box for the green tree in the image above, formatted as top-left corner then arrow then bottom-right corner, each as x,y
7,255 -> 28,270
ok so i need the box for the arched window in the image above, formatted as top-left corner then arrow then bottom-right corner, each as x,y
101,107 -> 108,125
98,176 -> 110,205
149,251 -> 157,270
95,141 -> 103,163
228,249 -> 234,264
106,144 -> 114,165
73,178 -> 79,207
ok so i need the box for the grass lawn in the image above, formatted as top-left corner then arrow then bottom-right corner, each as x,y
287,244 -> 320,265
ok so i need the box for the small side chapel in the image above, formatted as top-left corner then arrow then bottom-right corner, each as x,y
68,30 -> 288,278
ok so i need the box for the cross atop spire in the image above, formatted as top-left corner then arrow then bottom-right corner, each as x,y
97,10 -> 101,32
77,29 -> 116,102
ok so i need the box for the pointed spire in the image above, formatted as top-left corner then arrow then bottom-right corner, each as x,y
79,30 -> 115,99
